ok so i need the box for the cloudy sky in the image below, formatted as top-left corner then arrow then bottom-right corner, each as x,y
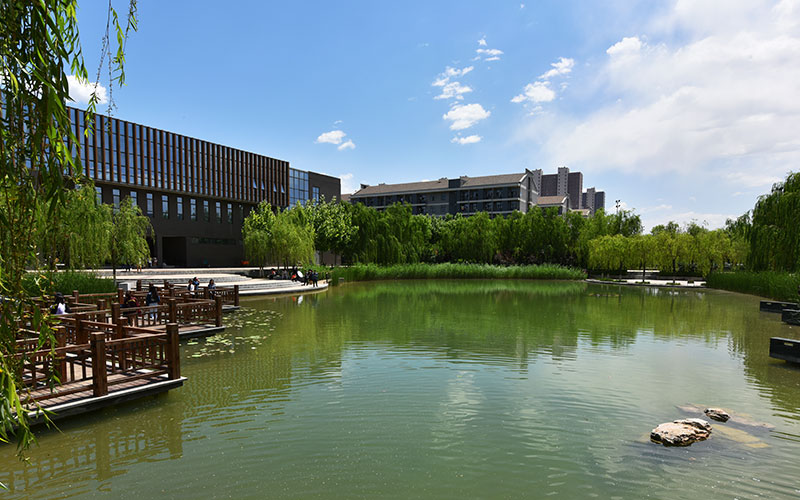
73,0 -> 800,230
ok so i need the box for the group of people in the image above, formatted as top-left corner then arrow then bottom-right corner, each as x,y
187,277 -> 217,296
300,270 -> 320,287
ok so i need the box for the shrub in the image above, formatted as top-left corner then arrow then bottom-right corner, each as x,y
23,270 -> 116,296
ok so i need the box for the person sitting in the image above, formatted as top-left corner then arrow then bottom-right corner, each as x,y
122,291 -> 139,324
187,279 -> 196,294
208,279 -> 217,297
51,292 -> 70,315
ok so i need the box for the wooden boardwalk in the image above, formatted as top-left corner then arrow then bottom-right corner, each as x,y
15,283 -> 240,423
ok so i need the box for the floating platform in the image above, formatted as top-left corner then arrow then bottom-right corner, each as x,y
26,373 -> 186,424
769,337 -> 800,363
783,309 -> 800,326
760,300 -> 800,313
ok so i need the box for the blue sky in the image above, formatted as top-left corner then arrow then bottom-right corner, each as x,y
72,0 -> 800,230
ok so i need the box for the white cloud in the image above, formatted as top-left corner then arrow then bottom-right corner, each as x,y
451,134 -> 482,145
334,119 -> 343,125
337,139 -> 356,151
511,81 -> 555,104
433,66 -> 473,86
316,130 -> 346,145
67,75 -> 108,105
443,103 -> 491,130
517,0 -> 800,192
478,37 -> 487,47
644,211 -> 737,232
539,57 -> 575,79
485,56 -> 501,62
512,56 -> 574,107
476,48 -> 503,57
606,36 -> 642,57
434,81 -> 473,100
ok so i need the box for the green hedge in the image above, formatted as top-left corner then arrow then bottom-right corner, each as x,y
706,271 -> 800,302
330,263 -> 586,284
23,271 -> 116,296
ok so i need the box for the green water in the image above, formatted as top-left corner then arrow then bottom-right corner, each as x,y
3,281 -> 800,499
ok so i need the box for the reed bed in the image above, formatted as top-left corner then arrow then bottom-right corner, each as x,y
330,263 -> 586,284
706,271 -> 800,302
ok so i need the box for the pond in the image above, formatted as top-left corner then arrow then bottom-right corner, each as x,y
3,281 -> 800,499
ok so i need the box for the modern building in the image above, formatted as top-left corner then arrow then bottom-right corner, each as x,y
66,107 -> 340,267
349,167 -> 605,217
531,166 -> 605,214
350,171 -> 540,217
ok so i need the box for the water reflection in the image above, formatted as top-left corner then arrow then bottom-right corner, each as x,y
3,280 -> 800,499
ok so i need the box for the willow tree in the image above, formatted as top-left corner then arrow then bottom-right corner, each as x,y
748,172 -> 800,272
108,197 -> 151,282
0,0 -> 137,453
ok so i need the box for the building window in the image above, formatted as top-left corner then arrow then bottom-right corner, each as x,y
215,201 -> 222,223
312,186 -> 320,202
162,195 -> 169,219
112,188 -> 120,211
190,198 -> 197,221
95,186 -> 102,205
203,200 -> 209,222
227,203 -> 233,224
146,193 -> 154,217
177,197 -> 184,220
289,168 -> 309,206
130,190 -> 137,208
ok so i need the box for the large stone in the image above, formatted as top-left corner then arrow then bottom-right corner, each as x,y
704,408 -> 730,422
650,418 -> 712,446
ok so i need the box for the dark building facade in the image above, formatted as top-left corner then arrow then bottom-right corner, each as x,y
67,107 -> 339,267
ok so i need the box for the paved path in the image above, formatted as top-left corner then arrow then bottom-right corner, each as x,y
90,267 -> 330,296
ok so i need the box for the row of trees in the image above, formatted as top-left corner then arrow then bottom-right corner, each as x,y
743,172 -> 800,272
244,192 -> 765,279
243,197 -> 647,271
589,227 -> 748,278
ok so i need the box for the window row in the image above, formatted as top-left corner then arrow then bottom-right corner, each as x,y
96,187 -> 241,224
69,107 -> 289,206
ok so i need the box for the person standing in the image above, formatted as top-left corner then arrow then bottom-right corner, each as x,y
146,284 -> 161,321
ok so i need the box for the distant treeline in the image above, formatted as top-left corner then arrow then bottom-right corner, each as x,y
243,171 -> 799,283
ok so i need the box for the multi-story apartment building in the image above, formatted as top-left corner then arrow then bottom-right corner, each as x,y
530,166 -> 605,214
350,167 -> 605,217
350,171 -> 540,217
66,107 -> 340,267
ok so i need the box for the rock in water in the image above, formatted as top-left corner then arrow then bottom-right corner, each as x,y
704,408 -> 730,422
650,418 -> 712,446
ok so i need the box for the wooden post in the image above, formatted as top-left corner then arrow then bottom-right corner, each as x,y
55,326 -> 67,382
75,316 -> 88,345
163,279 -> 169,288
166,323 -> 180,379
168,298 -> 177,323
215,296 -> 223,327
169,287 -> 175,299
117,288 -> 124,305
234,285 -> 239,307
97,298 -> 107,311
111,303 -> 120,323
72,290 -> 80,303
117,317 -> 128,370
136,279 -> 142,291
203,287 -> 209,300
90,332 -> 108,397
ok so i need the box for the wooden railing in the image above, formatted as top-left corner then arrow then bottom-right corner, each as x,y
17,323 -> 181,405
